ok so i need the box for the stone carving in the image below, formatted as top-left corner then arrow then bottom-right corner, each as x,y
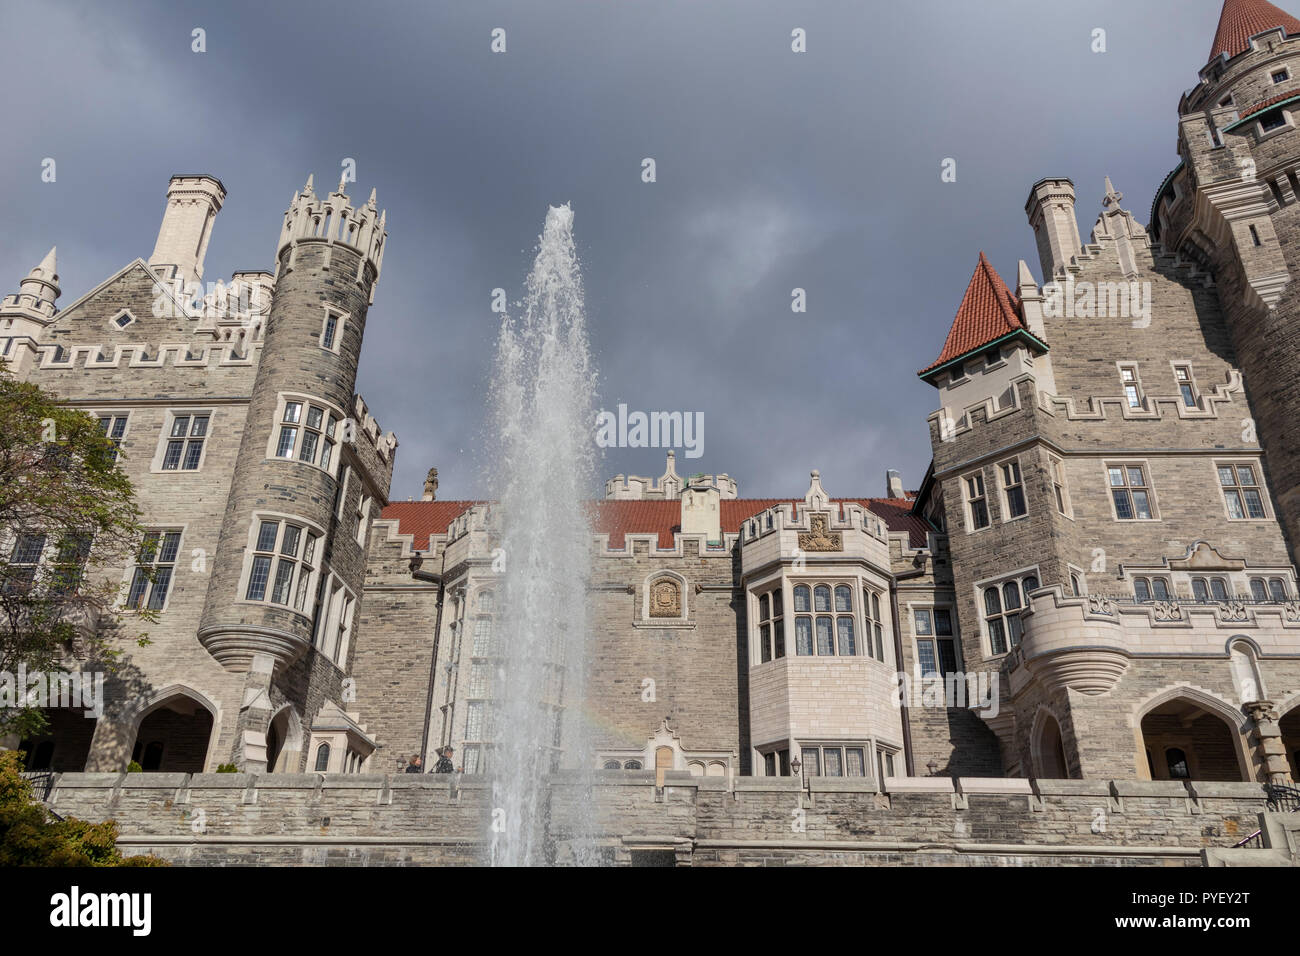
1217,600 -> 1250,623
1152,601 -> 1183,622
649,578 -> 682,618
1085,595 -> 1115,616
797,512 -> 842,552
1284,601 -> 1300,622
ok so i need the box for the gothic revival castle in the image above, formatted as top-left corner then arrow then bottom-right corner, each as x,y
5,0 -> 1300,819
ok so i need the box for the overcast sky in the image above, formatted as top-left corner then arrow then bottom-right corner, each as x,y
0,0 -> 1229,501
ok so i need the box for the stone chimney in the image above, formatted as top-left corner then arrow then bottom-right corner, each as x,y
681,475 -> 722,544
422,467 -> 439,501
886,469 -> 905,499
149,174 -> 226,289
1025,177 -> 1081,279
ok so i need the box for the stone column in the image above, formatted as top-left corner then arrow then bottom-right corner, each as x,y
1244,700 -> 1292,784
235,655 -> 277,772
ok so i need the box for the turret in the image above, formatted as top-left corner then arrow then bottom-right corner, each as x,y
0,247 -> 60,374
198,174 -> 388,679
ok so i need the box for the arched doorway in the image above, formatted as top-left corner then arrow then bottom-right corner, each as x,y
1031,710 -> 1069,778
130,694 -> 215,773
17,708 -> 97,772
1280,705 -> 1300,784
1138,696 -> 1247,782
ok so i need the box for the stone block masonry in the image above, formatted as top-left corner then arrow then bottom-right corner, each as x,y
39,772 -> 1288,867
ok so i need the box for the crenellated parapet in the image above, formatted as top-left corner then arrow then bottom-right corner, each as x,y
276,175 -> 387,303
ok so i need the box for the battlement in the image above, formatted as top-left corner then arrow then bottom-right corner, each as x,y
603,451 -> 736,500
351,393 -> 398,466
277,175 -> 386,302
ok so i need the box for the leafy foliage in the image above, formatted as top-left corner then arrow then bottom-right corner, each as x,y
0,750 -> 166,866
0,368 -> 154,736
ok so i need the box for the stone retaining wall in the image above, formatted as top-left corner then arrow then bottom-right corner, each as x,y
38,771 -> 1289,866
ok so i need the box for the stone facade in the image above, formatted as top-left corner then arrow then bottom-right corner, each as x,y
5,0 -> 1300,865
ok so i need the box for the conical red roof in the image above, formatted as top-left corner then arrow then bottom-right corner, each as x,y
918,252 -> 1027,376
1209,0 -> 1300,61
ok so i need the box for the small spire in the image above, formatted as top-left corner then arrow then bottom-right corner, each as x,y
1017,258 -> 1035,289
336,172 -> 348,195
303,173 -> 315,196
1102,176 -> 1123,208
32,246 -> 57,279
367,187 -> 377,207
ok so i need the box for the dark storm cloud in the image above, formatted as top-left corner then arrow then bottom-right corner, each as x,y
0,0 -> 1219,500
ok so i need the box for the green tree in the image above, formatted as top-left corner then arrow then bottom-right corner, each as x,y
0,750 -> 165,865
0,367 -> 153,738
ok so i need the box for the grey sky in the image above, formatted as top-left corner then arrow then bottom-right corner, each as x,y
0,0 -> 1226,501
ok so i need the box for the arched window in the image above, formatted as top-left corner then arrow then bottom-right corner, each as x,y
1192,578 -> 1209,602
602,759 -> 621,770
624,760 -> 642,770
1134,578 -> 1151,602
793,585 -> 810,613
1152,577 -> 1170,601
1250,578 -> 1268,602
1269,578 -> 1289,602
1165,747 -> 1190,779
813,585 -> 831,612
314,743 -> 331,772
1210,577 -> 1229,602
834,585 -> 852,612
1022,575 -> 1039,594
985,577 -> 1028,656
755,590 -> 784,663
837,616 -> 856,656
479,589 -> 494,613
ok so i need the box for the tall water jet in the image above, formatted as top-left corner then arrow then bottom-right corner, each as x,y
486,204 -> 598,866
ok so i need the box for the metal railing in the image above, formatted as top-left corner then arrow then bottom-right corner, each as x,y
1265,783 -> 1300,813
20,771 -> 55,802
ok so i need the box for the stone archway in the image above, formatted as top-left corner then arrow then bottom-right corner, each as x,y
1031,708 -> 1070,779
18,708 -> 98,772
130,692 -> 216,773
1138,695 -> 1249,782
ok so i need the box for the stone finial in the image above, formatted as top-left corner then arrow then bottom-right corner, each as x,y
1102,175 -> 1123,209
886,469 -> 905,499
422,467 -> 439,501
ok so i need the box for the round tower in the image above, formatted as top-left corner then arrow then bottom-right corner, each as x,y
197,175 -> 387,673
1153,0 -> 1300,563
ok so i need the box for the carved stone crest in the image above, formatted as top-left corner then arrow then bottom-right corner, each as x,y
1217,600 -> 1250,623
797,513 -> 842,552
649,578 -> 682,618
1086,595 -> 1115,616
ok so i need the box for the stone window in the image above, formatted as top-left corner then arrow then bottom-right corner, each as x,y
320,307 -> 346,353
876,747 -> 897,781
1174,365 -> 1198,407
159,411 -> 209,471
1133,576 -> 1171,603
913,607 -> 957,676
1254,577 -> 1290,602
96,413 -> 128,465
243,518 -> 319,613
1260,110 -> 1287,133
982,574 -> 1038,656
1217,463 -> 1267,519
1108,462 -> 1155,519
126,530 -> 182,611
1119,364 -> 1143,408
1048,456 -> 1070,516
792,582 -> 856,657
755,588 -> 784,663
963,472 -> 990,530
273,398 -> 339,473
1273,69 -> 1289,84
315,577 -> 354,664
999,458 -> 1027,519
110,309 -> 136,330
797,744 -> 867,778
6,533 -> 46,593
355,493 -> 372,548
314,743 -> 330,772
1190,576 -> 1229,602
864,588 -> 886,661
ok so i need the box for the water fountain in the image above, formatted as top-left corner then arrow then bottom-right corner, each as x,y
486,204 -> 599,866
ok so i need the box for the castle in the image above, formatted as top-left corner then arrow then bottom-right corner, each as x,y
5,0 -> 1300,858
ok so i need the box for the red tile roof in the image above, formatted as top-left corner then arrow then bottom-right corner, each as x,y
1209,0 -> 1300,61
918,252 -> 1027,377
379,500 -> 477,550
381,497 -> 934,553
